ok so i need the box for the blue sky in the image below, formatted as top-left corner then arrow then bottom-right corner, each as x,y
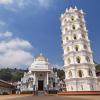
0,0 -> 100,68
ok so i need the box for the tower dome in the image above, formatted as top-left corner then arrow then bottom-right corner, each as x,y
35,53 -> 47,62
29,53 -> 50,71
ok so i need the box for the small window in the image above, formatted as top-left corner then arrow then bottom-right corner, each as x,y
67,47 -> 70,52
86,56 -> 90,62
80,25 -> 83,28
84,44 -> 87,50
68,71 -> 72,78
78,70 -> 83,77
73,34 -> 77,40
88,69 -> 93,76
67,58 -> 71,64
82,34 -> 85,38
66,37 -> 69,41
79,15 -> 81,19
72,25 -> 76,30
71,16 -> 74,21
75,45 -> 79,51
64,19 -> 67,23
65,28 -> 67,31
76,57 -> 81,63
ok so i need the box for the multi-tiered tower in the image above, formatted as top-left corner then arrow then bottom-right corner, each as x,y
61,7 -> 98,91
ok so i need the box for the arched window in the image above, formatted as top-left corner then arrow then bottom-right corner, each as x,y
79,15 -> 81,19
75,45 -> 79,51
80,25 -> 83,28
72,25 -> 76,30
66,37 -> 69,41
88,69 -> 93,76
78,70 -> 83,77
67,58 -> 71,64
82,34 -> 85,38
76,56 -> 81,63
67,47 -> 70,52
86,56 -> 90,62
73,34 -> 77,40
68,71 -> 72,78
84,44 -> 87,50
64,19 -> 67,23
65,27 -> 68,32
71,16 -> 74,21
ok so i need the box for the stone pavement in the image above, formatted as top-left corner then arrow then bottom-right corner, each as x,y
0,94 -> 100,100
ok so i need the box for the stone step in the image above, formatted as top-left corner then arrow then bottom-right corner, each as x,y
37,91 -> 45,96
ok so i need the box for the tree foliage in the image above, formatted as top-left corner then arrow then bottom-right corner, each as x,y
0,68 -> 12,81
53,68 -> 65,80
96,64 -> 100,72
11,71 -> 24,82
0,68 -> 24,82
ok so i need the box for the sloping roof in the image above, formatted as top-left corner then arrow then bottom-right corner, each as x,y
0,80 -> 15,88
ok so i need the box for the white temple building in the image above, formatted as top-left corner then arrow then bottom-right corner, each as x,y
61,7 -> 98,91
20,54 -> 59,92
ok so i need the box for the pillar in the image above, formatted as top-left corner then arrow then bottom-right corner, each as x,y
47,72 -> 48,85
46,72 -> 49,91
34,72 -> 36,85
33,72 -> 36,92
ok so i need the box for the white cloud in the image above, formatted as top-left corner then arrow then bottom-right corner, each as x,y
0,0 -> 53,11
0,20 -> 6,26
0,31 -> 13,38
37,0 -> 52,8
0,38 -> 32,53
0,31 -> 34,68
0,0 -> 13,5
0,50 -> 33,68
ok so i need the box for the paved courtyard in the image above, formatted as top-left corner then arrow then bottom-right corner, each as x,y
0,95 -> 100,100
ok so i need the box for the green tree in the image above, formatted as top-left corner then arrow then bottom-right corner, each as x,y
96,64 -> 100,72
11,71 -> 24,82
0,69 -> 12,81
53,68 -> 65,80
57,69 -> 65,80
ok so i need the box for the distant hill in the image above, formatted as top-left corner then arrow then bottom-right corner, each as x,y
0,68 -> 28,82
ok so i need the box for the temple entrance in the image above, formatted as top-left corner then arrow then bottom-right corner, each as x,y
38,80 -> 44,91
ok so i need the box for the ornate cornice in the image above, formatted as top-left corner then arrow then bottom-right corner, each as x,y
63,50 -> 92,57
64,63 -> 95,69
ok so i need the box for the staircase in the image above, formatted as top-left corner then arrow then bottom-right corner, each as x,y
37,91 -> 45,96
